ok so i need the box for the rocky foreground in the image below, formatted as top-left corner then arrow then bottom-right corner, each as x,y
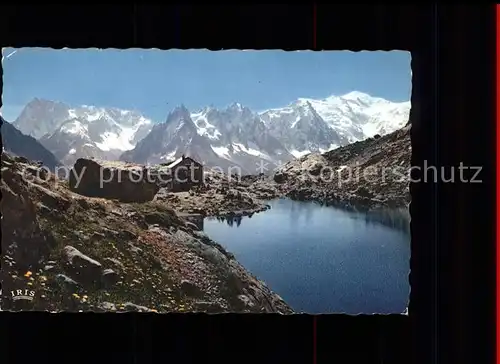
1,152 -> 292,313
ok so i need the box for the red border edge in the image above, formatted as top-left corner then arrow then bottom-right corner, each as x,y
497,5 -> 500,364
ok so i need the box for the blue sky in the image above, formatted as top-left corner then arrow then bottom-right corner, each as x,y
1,48 -> 411,122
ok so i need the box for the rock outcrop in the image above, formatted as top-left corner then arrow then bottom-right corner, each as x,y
153,169 -> 275,218
68,158 -> 160,203
272,125 -> 411,210
1,153 -> 56,274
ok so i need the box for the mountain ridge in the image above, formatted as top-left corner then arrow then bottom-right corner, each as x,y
1,116 -> 62,170
10,92 -> 410,173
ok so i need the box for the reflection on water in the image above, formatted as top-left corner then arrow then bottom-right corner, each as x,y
204,198 -> 410,314
208,202 -> 410,235
350,207 -> 410,235
210,215 -> 244,227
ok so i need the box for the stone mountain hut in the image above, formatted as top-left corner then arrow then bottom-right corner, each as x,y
163,155 -> 203,192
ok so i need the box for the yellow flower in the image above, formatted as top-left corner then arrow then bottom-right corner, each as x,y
72,293 -> 80,299
27,282 -> 33,286
24,271 -> 32,278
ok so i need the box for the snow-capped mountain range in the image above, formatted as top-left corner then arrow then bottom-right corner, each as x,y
13,98 -> 153,166
10,92 -> 410,173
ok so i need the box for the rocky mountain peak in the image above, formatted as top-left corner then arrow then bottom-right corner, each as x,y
167,105 -> 191,121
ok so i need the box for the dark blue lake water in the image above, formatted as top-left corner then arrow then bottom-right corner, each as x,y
204,198 -> 410,314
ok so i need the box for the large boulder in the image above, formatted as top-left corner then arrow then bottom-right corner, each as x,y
68,158 -> 160,203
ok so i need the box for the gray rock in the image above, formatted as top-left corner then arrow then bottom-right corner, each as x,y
55,274 -> 80,289
101,268 -> 120,288
237,294 -> 256,308
62,245 -> 102,284
122,302 -> 152,312
192,301 -> 226,313
226,189 -> 242,200
128,243 -> 143,254
104,257 -> 125,270
74,231 -> 90,241
185,221 -> 200,231
24,165 -> 47,180
309,163 -> 323,176
98,301 -> 117,311
28,181 -> 70,210
101,227 -> 120,238
91,232 -> 106,240
121,230 -> 138,240
180,280 -> 203,298
37,203 -> 52,214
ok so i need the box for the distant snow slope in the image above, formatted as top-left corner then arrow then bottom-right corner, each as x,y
13,99 -> 153,166
260,91 -> 410,157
